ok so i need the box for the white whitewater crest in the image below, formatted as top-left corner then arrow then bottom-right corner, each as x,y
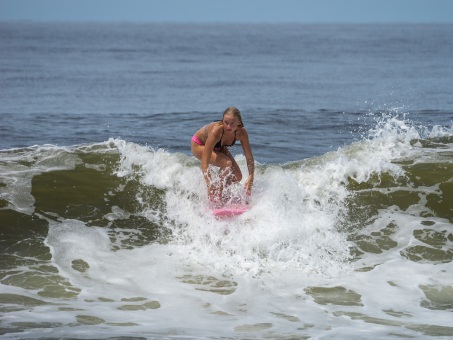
3,113 -> 453,338
107,112 -> 453,283
112,138 -> 354,280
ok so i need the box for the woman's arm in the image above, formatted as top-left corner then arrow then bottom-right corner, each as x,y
238,128 -> 255,194
201,124 -> 222,185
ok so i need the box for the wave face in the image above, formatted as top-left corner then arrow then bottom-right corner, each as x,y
1,115 -> 453,338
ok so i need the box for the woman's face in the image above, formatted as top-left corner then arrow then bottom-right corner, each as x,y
222,113 -> 240,131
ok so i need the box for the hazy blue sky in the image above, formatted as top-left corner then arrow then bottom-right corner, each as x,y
1,0 -> 452,23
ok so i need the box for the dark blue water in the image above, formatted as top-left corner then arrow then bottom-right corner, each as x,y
1,22 -> 452,163
1,22 -> 453,339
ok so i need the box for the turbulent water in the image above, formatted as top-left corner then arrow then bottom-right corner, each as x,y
1,22 -> 453,338
1,116 -> 452,338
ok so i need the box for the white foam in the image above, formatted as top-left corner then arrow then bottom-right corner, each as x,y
0,145 -> 82,214
4,117 -> 453,338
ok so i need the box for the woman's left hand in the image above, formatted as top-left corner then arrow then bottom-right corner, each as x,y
244,176 -> 253,196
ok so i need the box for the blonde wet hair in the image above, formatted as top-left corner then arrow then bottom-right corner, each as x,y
222,107 -> 244,127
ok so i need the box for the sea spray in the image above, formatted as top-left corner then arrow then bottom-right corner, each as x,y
1,114 -> 453,338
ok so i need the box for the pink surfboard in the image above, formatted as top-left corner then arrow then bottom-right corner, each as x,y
211,204 -> 249,217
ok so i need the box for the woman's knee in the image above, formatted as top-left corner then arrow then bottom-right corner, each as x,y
222,158 -> 233,170
219,156 -> 242,180
230,163 -> 242,182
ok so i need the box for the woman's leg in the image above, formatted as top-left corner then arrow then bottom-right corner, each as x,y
191,142 -> 242,202
214,146 -> 241,186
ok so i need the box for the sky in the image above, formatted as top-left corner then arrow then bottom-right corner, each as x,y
0,0 -> 452,23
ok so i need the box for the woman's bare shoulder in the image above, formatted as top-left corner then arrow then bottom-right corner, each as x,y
236,126 -> 248,139
206,122 -> 223,138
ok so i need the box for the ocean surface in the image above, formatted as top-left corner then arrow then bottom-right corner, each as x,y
1,22 -> 453,339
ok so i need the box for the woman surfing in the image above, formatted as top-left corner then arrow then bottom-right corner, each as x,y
191,107 -> 255,206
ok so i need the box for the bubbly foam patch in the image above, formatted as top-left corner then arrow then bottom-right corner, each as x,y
3,116 -> 452,338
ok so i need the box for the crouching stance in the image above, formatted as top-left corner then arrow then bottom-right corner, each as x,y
191,107 -> 254,204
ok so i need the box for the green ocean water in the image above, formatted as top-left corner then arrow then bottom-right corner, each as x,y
1,127 -> 452,338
